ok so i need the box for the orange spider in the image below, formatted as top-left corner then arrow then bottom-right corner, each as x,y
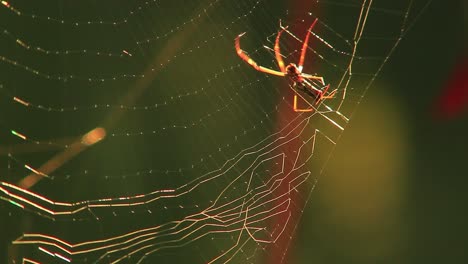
235,19 -> 336,112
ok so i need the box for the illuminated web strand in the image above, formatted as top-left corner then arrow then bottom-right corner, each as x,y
0,2 -> 286,165
3,94 -> 341,184
279,1 -> 425,263
1,0 -> 263,48
0,0 -> 159,26
21,258 -> 41,264
0,125 -> 74,151
0,29 -> 245,82
0,77 -> 274,153
0,154 -> 53,178
15,138 -> 316,264
272,17 -> 379,117
1,28 -> 131,58
14,192 -> 287,259
2,96 -> 284,189
1,64 -> 244,112
92,110 -> 275,175
307,1 -> 408,16
13,169 -> 286,248
123,194 -> 292,264
0,1 -> 265,83
0,37 -> 276,113
11,120 -> 321,263
272,23 -> 349,73
271,18 -> 387,76
107,89 -> 271,138
0,111 -> 319,219
134,0 -> 264,45
16,135 -> 312,260
264,26 -> 352,125
0,9 -> 344,199
1,41 -> 282,114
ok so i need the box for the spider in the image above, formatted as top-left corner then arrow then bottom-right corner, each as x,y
235,19 -> 336,112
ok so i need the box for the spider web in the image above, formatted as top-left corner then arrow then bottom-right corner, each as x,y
0,0 -> 431,263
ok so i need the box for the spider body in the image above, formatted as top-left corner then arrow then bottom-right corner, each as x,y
285,63 -> 303,83
235,19 -> 336,112
286,63 -> 324,99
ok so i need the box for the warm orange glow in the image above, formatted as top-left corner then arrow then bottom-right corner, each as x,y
293,95 -> 314,112
122,50 -> 132,56
23,257 -> 41,264
81,127 -> 106,146
11,130 -> 27,140
18,127 -> 106,189
1,1 -> 10,7
13,96 -> 30,106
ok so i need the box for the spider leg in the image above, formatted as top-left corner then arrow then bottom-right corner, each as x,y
293,95 -> 314,112
274,25 -> 287,72
322,88 -> 337,99
298,18 -> 318,73
235,33 -> 285,77
301,73 -> 324,85
315,84 -> 337,105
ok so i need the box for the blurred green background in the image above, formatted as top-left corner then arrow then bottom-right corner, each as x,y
294,1 -> 468,263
